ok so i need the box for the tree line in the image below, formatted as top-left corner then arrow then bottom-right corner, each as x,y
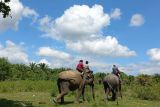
0,57 -> 69,81
0,57 -> 160,84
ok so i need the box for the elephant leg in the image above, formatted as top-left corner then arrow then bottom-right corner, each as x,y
111,90 -> 116,101
91,84 -> 95,101
115,89 -> 119,105
55,91 -> 68,103
104,88 -> 110,104
75,84 -> 84,103
103,83 -> 109,101
82,85 -> 86,101
119,84 -> 122,98
55,81 -> 70,103
60,93 -> 65,103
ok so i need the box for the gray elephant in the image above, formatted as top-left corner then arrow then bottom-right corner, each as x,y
53,70 -> 95,104
103,74 -> 122,105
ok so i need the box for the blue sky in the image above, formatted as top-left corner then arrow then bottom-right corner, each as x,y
0,0 -> 160,75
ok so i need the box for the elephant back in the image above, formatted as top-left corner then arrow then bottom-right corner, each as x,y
58,70 -> 82,84
104,74 -> 119,88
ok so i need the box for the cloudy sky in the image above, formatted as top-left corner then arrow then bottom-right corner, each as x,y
0,0 -> 160,75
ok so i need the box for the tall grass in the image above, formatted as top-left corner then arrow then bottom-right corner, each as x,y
0,80 -> 57,93
0,80 -> 160,107
132,84 -> 160,101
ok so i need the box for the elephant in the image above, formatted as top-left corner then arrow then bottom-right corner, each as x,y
53,70 -> 95,104
103,74 -> 122,105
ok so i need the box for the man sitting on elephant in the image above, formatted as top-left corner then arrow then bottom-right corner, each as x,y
84,61 -> 94,78
84,61 -> 90,71
112,65 -> 121,84
76,60 -> 85,73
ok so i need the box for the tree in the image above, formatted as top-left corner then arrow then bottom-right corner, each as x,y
153,73 -> 160,82
12,63 -> 30,80
0,57 -> 11,81
38,63 -> 50,80
128,75 -> 135,84
29,62 -> 38,73
0,0 -> 11,18
38,63 -> 48,71
94,72 -> 106,84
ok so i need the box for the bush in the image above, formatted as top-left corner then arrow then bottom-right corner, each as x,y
153,74 -> 160,83
134,85 -> 159,100
136,74 -> 152,86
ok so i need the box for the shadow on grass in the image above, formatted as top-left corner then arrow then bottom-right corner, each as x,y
54,100 -> 83,106
101,98 -> 116,102
0,98 -> 33,107
59,101 -> 74,105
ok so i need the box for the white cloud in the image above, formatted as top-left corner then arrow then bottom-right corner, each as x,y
50,59 -> 74,68
0,40 -> 29,63
124,62 -> 160,75
39,5 -> 136,58
147,48 -> 160,61
38,59 -> 51,66
139,65 -> 160,75
0,0 -> 38,31
110,8 -> 121,19
37,47 -> 72,61
35,46 -> 159,75
90,61 -> 112,73
130,14 -> 144,27
22,6 -> 39,22
66,36 -> 136,57
39,15 -> 51,26
39,15 -> 54,35
39,4 -> 110,41
37,58 -> 75,68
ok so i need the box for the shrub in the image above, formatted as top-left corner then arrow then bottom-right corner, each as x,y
134,86 -> 159,100
153,74 -> 160,83
135,74 -> 152,86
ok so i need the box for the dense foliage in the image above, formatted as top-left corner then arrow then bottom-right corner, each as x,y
0,0 -> 11,18
0,57 -> 69,81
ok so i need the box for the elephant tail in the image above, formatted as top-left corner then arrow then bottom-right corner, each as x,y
108,82 -> 114,91
57,78 -> 61,93
104,81 -> 113,91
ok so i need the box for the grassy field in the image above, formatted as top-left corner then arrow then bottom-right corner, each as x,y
0,81 -> 160,107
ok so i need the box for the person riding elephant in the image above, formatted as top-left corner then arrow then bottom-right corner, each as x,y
112,65 -> 121,81
112,65 -> 122,93
84,61 -> 90,71
76,60 -> 85,74
76,60 -> 91,88
84,61 -> 92,77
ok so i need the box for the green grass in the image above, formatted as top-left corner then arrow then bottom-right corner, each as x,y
0,81 -> 160,107
0,92 -> 160,107
0,80 -> 57,93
